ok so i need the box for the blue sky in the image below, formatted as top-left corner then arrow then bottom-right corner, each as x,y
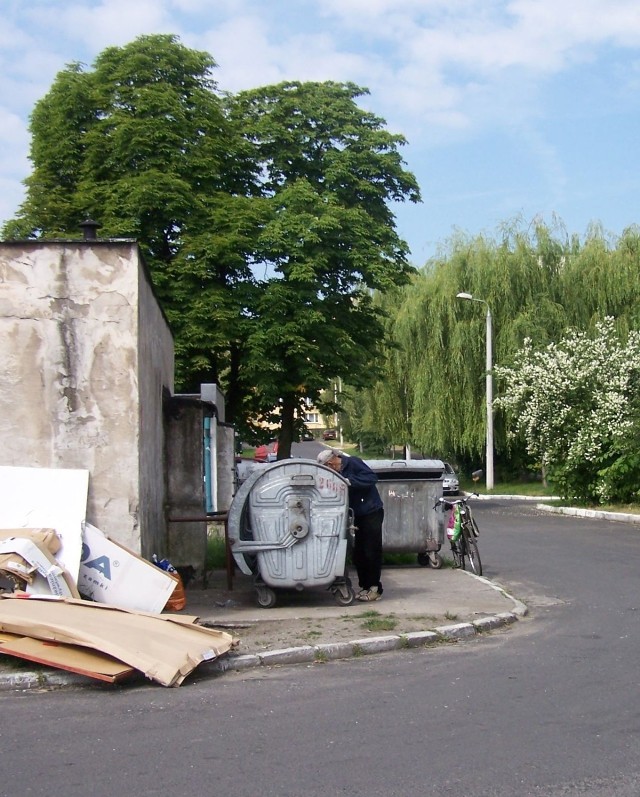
2,0 -> 640,265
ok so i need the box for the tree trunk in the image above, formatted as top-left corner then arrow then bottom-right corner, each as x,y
277,392 -> 296,459
224,346 -> 241,426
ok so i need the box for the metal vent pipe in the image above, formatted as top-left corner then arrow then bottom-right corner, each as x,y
79,218 -> 101,240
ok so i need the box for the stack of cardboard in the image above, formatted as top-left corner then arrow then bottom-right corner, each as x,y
0,466 -> 233,686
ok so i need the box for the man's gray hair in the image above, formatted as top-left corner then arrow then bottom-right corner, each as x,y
317,448 -> 340,465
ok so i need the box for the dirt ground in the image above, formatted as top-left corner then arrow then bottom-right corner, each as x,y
186,568 -> 446,655
200,608 -> 445,656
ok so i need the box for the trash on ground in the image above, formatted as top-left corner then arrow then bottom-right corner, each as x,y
0,535 -> 79,598
0,628 -> 136,683
0,595 -> 234,687
80,524 -> 176,613
0,466 -> 234,686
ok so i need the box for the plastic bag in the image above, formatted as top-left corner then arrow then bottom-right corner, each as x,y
164,571 -> 187,612
152,555 -> 187,611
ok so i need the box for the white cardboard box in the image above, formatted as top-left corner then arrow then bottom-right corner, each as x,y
79,524 -> 176,614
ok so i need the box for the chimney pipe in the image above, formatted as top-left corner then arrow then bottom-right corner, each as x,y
79,218 -> 101,241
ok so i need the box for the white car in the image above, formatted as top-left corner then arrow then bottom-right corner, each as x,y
442,462 -> 459,495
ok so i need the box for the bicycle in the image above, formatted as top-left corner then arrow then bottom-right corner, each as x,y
434,493 -> 483,576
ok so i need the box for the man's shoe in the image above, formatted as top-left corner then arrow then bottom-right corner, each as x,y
357,586 -> 381,602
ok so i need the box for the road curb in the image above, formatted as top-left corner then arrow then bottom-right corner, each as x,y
0,580 -> 528,691
222,607 -> 524,673
536,504 -> 640,524
460,570 -> 529,618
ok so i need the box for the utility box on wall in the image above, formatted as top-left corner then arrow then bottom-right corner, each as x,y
0,239 -> 174,557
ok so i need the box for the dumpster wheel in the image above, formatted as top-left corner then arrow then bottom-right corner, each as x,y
417,551 -> 443,569
331,578 -> 356,606
255,585 -> 277,609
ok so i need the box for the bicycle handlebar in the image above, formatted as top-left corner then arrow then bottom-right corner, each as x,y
433,492 -> 479,510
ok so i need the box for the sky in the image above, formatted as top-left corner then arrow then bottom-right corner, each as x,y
2,0 -> 640,265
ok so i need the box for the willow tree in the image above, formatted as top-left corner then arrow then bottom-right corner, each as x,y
359,219 -> 640,477
558,224 -> 640,331
356,221 -> 569,470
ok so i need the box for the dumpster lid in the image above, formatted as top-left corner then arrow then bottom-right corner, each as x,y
364,459 -> 444,479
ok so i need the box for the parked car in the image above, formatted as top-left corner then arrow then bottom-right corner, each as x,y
254,440 -> 278,462
322,428 -> 337,441
442,462 -> 459,495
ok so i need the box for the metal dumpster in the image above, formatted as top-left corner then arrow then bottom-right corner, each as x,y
228,459 -> 355,608
364,459 -> 446,568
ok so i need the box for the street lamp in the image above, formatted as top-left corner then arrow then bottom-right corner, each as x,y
456,292 -> 494,490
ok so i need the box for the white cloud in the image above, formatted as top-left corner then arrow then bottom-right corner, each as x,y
24,0 -> 174,53
1,0 -> 639,247
193,15 -> 372,93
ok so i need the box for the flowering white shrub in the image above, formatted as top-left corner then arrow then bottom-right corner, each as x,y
494,318 -> 640,502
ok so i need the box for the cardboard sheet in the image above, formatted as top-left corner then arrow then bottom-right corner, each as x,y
0,595 -> 234,687
0,631 -> 135,683
0,528 -> 61,555
0,538 -> 80,598
0,466 -> 88,580
78,523 -> 176,613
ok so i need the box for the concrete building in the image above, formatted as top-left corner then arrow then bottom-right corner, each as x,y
0,236 -> 233,570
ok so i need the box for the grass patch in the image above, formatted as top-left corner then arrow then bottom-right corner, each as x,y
382,552 -> 417,566
597,503 -> 640,515
360,611 -> 398,633
206,528 -> 227,570
465,479 -> 558,496
444,611 -> 459,621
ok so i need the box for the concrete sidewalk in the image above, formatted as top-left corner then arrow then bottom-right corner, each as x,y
2,499 -> 635,691
0,565 -> 527,690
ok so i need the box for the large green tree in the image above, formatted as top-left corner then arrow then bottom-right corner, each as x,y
356,221 -> 640,479
4,40 -> 421,449
225,81 -> 421,455
3,34 -> 261,424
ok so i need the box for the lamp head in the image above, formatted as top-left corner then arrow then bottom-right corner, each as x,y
456,292 -> 473,300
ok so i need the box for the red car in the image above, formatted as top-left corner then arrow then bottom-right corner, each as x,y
254,440 -> 278,462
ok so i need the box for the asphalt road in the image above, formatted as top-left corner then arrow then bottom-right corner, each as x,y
3,500 -> 640,797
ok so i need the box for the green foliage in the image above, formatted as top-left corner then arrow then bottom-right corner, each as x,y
354,219 -> 640,492
225,80 -> 421,452
205,530 -> 227,570
4,38 -> 421,449
495,318 -> 640,503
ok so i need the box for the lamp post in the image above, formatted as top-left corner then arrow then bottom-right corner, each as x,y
456,292 -> 494,490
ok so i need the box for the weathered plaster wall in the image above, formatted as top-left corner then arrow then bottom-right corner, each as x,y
0,241 -> 173,553
137,265 -> 174,558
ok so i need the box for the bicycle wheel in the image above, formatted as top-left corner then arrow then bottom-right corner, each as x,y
449,540 -> 463,569
462,525 -> 482,575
